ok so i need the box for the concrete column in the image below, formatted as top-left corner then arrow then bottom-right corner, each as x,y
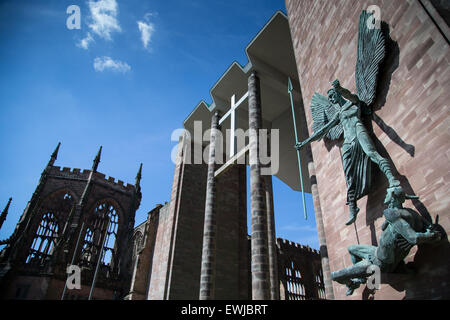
199,111 -> 220,300
296,87 -> 335,299
308,160 -> 334,299
264,174 -> 280,300
248,71 -> 270,300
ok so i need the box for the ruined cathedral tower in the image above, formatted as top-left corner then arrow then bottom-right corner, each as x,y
0,143 -> 142,300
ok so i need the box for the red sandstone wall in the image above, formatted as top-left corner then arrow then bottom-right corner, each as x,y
147,136 -> 188,299
286,0 -> 449,299
148,135 -> 249,299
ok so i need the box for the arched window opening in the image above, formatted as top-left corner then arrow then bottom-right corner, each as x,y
133,232 -> 143,256
25,190 -> 75,266
99,203 -> 118,266
80,202 -> 119,275
131,232 -> 143,267
26,212 -> 59,265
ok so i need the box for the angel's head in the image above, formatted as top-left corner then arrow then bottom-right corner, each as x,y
327,88 -> 343,105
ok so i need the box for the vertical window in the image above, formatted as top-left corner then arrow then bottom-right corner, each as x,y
132,231 -> 143,267
80,227 -> 94,268
133,232 -> 143,256
316,268 -> 326,299
97,203 -> 118,266
285,261 -> 306,300
26,212 -> 59,265
80,202 -> 118,273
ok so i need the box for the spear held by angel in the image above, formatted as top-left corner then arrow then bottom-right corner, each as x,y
295,10 -> 399,226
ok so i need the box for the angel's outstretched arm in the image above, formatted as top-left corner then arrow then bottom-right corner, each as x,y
295,114 -> 339,150
332,80 -> 360,104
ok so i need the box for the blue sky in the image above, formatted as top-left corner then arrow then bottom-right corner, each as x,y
0,0 -> 318,249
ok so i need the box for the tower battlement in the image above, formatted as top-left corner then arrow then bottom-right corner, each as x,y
49,165 -> 136,193
50,165 -> 91,179
93,172 -> 135,192
276,237 -> 320,255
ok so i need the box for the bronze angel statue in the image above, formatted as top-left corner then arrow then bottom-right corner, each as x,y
295,10 -> 399,226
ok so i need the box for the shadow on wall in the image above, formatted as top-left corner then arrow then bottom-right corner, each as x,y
371,21 -> 415,158
365,19 -> 425,233
361,20 -> 450,300
364,137 -> 450,298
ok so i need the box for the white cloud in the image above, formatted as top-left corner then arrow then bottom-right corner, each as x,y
88,0 -> 121,40
77,32 -> 95,50
137,20 -> 155,50
93,56 -> 131,73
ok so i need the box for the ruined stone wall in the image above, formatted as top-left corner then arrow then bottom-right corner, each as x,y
0,163 -> 139,300
277,238 -> 324,300
286,0 -> 450,299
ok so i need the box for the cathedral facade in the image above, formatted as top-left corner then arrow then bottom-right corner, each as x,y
0,145 -> 141,299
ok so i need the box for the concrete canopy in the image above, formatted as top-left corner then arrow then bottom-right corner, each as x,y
183,11 -> 311,193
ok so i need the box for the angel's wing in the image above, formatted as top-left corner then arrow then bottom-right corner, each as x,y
310,93 -> 343,140
355,10 -> 386,106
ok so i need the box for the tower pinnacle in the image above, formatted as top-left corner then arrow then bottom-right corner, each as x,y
92,146 -> 102,172
47,142 -> 61,167
135,163 -> 143,188
0,197 -> 12,230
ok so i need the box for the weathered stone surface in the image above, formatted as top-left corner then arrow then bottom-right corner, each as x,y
0,147 -> 140,300
199,112 -> 220,300
146,134 -> 249,300
248,71 -> 270,300
286,0 -> 450,299
277,238 -> 325,300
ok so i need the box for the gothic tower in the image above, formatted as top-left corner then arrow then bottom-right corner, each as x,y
0,143 -> 142,300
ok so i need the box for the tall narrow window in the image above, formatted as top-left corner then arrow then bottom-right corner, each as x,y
102,207 -> 118,266
285,261 -> 306,300
26,212 -> 59,265
132,231 -> 143,267
133,232 -> 143,256
80,202 -> 118,273
79,227 -> 94,268
315,267 -> 326,299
